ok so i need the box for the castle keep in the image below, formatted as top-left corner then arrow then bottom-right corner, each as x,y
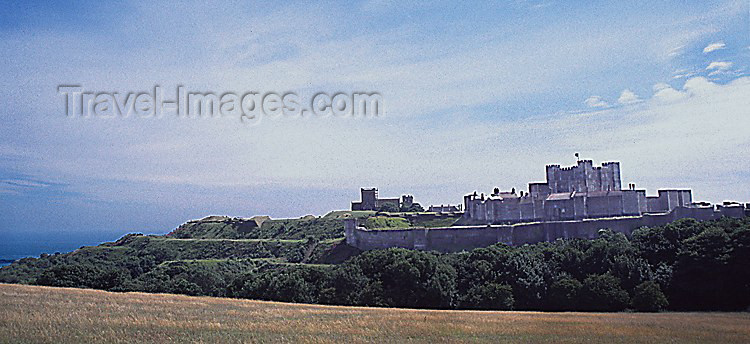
463,160 -> 691,224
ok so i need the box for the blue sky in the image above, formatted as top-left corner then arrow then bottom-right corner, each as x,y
1,1 -> 749,258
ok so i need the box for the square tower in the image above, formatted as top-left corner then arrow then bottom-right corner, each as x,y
361,188 -> 378,210
546,160 -> 622,193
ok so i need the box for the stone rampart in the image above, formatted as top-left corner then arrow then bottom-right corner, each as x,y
344,206 -> 745,252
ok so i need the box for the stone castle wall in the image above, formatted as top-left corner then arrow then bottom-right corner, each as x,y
344,206 -> 747,253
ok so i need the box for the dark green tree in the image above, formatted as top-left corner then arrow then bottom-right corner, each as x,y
581,273 -> 630,311
547,277 -> 583,311
347,248 -> 457,308
631,281 -> 668,312
400,203 -> 425,212
377,203 -> 400,212
669,226 -> 731,310
460,283 -> 514,310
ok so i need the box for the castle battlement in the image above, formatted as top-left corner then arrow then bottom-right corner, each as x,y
463,159 -> 686,224
344,157 -> 747,252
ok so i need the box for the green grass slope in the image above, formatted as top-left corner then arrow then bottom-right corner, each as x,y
169,216 -> 345,240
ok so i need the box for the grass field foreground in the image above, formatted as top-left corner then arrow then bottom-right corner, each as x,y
1,283 -> 749,343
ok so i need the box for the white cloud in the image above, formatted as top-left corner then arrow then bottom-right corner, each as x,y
706,61 -> 733,71
1,179 -> 50,188
584,96 -> 609,108
652,83 -> 671,92
703,41 -> 726,53
673,73 -> 696,79
0,178 -> 51,196
617,89 -> 641,104
652,86 -> 687,103
672,68 -> 697,79
706,61 -> 735,76
683,76 -> 722,95
667,45 -> 684,57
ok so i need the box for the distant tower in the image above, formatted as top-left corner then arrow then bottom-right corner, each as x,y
401,195 -> 414,208
361,188 -> 378,210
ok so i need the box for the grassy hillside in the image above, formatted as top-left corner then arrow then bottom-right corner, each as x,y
363,216 -> 411,229
2,284 -> 750,343
408,215 -> 459,228
169,216 -> 346,240
167,211 -> 462,240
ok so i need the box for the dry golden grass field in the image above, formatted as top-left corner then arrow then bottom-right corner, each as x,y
1,283 -> 749,343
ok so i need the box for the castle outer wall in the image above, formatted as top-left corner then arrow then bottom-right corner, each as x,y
344,206 -> 747,253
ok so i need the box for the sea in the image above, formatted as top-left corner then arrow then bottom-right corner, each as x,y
0,230 -> 155,267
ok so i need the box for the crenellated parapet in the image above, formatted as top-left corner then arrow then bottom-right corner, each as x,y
345,206 -> 746,252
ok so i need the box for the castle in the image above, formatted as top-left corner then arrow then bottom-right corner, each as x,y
463,159 -> 692,224
344,158 -> 748,252
351,188 -> 413,211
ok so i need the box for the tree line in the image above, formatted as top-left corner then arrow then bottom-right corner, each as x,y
8,217 -> 750,311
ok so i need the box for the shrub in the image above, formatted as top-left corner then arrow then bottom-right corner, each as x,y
547,277 -> 582,311
460,283 -> 514,310
581,273 -> 630,311
631,281 -> 668,312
